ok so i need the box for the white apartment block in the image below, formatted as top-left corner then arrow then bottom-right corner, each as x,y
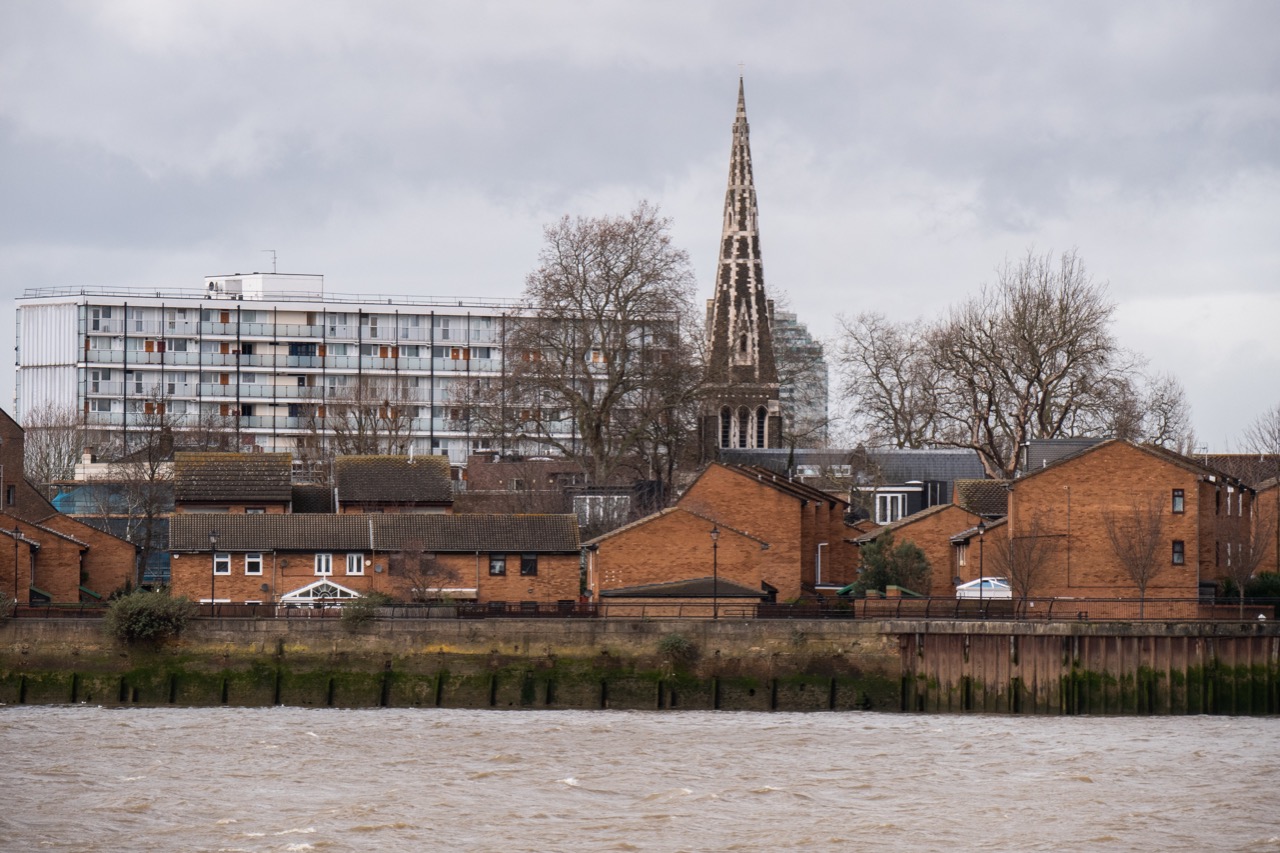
16,273 -> 523,467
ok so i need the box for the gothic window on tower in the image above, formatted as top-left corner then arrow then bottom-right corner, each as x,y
737,406 -> 749,448
739,334 -> 748,353
756,406 -> 767,448
720,407 -> 731,448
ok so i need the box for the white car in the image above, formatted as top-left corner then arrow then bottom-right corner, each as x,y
955,577 -> 1012,599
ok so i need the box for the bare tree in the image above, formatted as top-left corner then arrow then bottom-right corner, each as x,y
93,389 -> 175,587
1102,497 -> 1167,617
22,403 -> 84,497
931,250 -> 1138,478
1242,402 -> 1280,576
388,542 -> 461,602
1221,505 -> 1278,617
326,375 -> 416,456
989,515 -> 1057,615
1106,372 -> 1196,452
488,202 -> 699,486
834,313 -> 942,449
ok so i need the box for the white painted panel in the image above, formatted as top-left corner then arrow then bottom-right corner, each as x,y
18,303 -> 80,367
16,366 -> 77,421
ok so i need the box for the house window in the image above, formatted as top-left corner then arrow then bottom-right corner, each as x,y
214,553 -> 231,575
875,493 -> 907,525
489,555 -> 506,576
520,553 -> 538,577
246,507 -> 266,515
1172,489 -> 1184,514
346,553 -> 364,576
1172,541 -> 1185,565
244,553 -> 263,575
957,542 -> 968,567
5,486 -> 13,506
315,553 -> 333,575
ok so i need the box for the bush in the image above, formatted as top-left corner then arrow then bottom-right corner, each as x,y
850,532 -> 930,597
657,633 -> 698,665
341,592 -> 394,630
104,591 -> 198,645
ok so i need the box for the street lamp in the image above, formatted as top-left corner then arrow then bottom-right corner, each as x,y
976,520 -> 986,610
710,525 -> 720,621
209,528 -> 220,613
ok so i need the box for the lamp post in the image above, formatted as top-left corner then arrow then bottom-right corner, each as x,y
209,529 -> 219,613
710,525 -> 720,621
976,520 -> 986,610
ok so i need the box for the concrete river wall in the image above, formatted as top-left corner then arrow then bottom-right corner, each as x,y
1,617 -> 1277,714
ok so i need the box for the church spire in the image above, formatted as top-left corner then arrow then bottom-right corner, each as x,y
701,78 -> 781,459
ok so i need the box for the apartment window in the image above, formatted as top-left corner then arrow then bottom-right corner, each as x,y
1172,540 -> 1185,565
244,553 -> 263,575
489,555 -> 506,576
90,369 -> 110,392
1172,489 -> 1185,514
288,342 -> 318,357
346,553 -> 364,576
876,493 -> 907,525
315,553 -> 333,575
90,306 -> 112,331
214,553 -> 231,575
89,399 -> 113,413
520,553 -> 538,577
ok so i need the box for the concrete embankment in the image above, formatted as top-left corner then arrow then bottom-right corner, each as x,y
1,618 -> 1277,714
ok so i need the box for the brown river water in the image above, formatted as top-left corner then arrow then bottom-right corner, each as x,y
1,707 -> 1277,852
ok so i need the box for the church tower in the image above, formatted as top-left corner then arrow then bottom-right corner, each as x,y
701,78 -> 782,461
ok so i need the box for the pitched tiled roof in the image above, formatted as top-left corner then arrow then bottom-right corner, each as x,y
850,504 -> 978,544
582,506 -> 770,548
1015,440 -> 1253,489
599,577 -> 766,599
950,516 -> 1008,543
336,455 -> 453,505
174,452 -> 293,503
1197,454 -> 1280,488
711,463 -> 848,508
953,479 -> 1010,518
171,513 -> 580,553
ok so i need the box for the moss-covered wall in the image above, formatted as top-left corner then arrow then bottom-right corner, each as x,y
3,617 -> 1277,714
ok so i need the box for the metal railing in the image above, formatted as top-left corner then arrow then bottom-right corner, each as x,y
10,597 -> 1279,622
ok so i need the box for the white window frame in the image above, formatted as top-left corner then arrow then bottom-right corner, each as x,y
346,553 -> 364,576
213,552 -> 231,575
244,553 -> 263,576
875,493 -> 907,525
315,553 -> 333,576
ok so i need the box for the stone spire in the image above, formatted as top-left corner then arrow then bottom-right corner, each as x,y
701,78 -> 781,459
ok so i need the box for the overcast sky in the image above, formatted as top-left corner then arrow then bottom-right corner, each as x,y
2,1 -> 1277,449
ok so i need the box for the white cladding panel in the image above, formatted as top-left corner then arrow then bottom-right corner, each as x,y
18,302 -> 80,366
17,365 -> 77,420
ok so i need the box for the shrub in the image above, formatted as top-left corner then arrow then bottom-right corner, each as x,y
850,532 -> 931,596
341,591 -> 394,630
103,591 -> 198,645
657,633 -> 698,665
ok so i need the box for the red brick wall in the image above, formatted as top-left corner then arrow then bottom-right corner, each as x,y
175,502 -> 289,514
38,514 -> 137,596
588,509 -> 773,597
170,549 -> 578,605
868,505 -> 982,597
1008,442 -> 1253,599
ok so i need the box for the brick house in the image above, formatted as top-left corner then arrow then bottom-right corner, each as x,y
169,513 -> 580,605
1257,476 -> 1279,578
335,455 -> 453,513
0,409 -> 138,603
849,504 -> 985,597
1005,440 -> 1254,600
173,452 -> 293,514
585,463 -> 860,607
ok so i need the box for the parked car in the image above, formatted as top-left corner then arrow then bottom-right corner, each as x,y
955,577 -> 1012,599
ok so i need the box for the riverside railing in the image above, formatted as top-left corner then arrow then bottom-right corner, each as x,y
11,597 -> 1279,622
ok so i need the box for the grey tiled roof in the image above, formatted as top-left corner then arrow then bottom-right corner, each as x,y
174,452 -> 293,503
171,513 -> 580,553
1019,439 -> 1104,474
336,455 -> 453,504
600,577 -> 766,599
720,448 -> 985,488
